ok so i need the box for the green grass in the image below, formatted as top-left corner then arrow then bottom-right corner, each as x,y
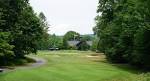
0,50 -> 149,81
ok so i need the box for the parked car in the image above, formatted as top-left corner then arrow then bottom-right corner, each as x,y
49,47 -> 59,51
0,69 -> 4,72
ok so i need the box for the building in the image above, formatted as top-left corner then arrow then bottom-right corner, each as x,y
67,41 -> 92,47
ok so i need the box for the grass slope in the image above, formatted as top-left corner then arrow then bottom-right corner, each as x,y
0,50 -> 149,81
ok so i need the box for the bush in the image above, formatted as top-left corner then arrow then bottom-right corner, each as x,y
91,38 -> 98,51
0,32 -> 14,66
131,28 -> 150,69
77,40 -> 90,51
68,46 -> 77,50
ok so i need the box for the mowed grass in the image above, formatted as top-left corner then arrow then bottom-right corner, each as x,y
0,50 -> 149,81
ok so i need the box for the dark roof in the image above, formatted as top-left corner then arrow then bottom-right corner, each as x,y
67,41 -> 80,46
67,41 -> 92,46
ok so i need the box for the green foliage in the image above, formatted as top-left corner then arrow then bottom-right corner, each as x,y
132,28 -> 150,68
37,34 -> 63,50
38,12 -> 49,36
0,32 -> 14,56
91,37 -> 99,51
48,35 -> 63,48
63,31 -> 80,41
77,39 -> 90,51
0,32 -> 14,65
0,0 -> 45,65
36,12 -> 51,50
12,6 -> 43,57
68,46 -> 77,50
81,35 -> 94,41
63,31 -> 80,49
96,0 -> 150,69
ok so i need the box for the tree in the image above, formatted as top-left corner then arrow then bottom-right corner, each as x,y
132,28 -> 150,68
95,0 -> 150,69
76,40 -> 90,51
12,5 -> 44,58
63,31 -> 80,41
130,0 -> 150,69
0,0 -> 27,65
38,12 -> 49,34
48,34 -> 63,48
81,35 -> 94,41
91,37 -> 99,51
63,31 -> 80,49
0,32 -> 14,65
0,0 -> 45,65
36,12 -> 50,50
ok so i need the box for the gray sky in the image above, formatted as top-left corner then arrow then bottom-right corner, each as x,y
29,0 -> 98,35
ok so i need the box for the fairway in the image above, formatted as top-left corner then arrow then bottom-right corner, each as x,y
0,51 -> 141,81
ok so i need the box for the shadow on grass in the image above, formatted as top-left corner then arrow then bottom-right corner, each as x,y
94,59 -> 147,74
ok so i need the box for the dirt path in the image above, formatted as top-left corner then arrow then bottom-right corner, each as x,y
1,56 -> 47,73
28,56 -> 47,68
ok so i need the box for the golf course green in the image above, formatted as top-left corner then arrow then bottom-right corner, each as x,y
0,50 -> 149,81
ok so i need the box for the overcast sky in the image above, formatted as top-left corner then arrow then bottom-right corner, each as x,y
29,0 -> 98,35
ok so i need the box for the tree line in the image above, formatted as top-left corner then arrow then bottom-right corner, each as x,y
37,30 -> 96,51
0,0 -> 48,66
95,0 -> 150,69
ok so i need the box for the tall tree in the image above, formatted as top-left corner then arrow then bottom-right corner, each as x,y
96,0 -> 150,69
12,5 -> 43,58
36,12 -> 50,50
0,0 -> 45,65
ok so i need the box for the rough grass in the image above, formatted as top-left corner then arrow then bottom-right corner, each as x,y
0,50 -> 149,81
